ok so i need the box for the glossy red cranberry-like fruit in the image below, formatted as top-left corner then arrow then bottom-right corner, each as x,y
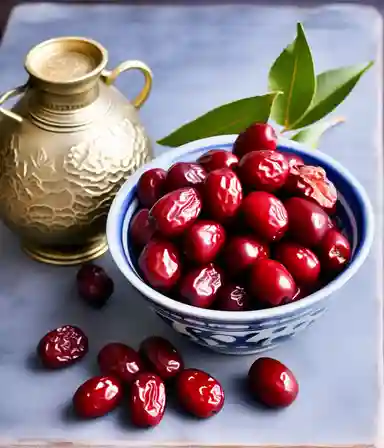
248,357 -> 299,408
203,168 -> 243,223
179,263 -> 223,308
76,264 -> 114,308
176,368 -> 225,418
241,192 -> 288,242
222,235 -> 269,278
274,242 -> 320,286
129,208 -> 156,248
138,239 -> 181,291
37,325 -> 88,369
183,220 -> 226,264
233,122 -> 277,158
319,228 -> 352,274
249,259 -> 297,306
286,165 -> 337,212
284,153 -> 304,169
73,375 -> 122,418
164,162 -> 207,192
216,284 -> 251,311
238,150 -> 289,192
97,343 -> 144,385
150,187 -> 202,237
139,336 -> 184,380
130,372 -> 166,427
197,149 -> 239,172
137,168 -> 167,208
285,197 -> 332,247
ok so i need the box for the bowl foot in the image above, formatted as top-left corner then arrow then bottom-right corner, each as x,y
22,236 -> 108,266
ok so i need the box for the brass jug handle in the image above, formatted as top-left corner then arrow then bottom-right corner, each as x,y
102,60 -> 153,109
0,84 -> 27,123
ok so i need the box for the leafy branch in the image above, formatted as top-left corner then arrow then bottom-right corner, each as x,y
157,23 -> 373,149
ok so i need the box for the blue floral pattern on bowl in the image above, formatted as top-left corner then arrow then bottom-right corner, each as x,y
107,135 -> 374,355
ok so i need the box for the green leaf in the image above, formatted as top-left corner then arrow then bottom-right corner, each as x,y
290,61 -> 374,130
290,116 -> 345,148
157,92 -> 280,147
268,23 -> 316,129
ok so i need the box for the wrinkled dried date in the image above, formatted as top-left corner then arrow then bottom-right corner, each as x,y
130,372 -> 166,427
37,325 -> 88,369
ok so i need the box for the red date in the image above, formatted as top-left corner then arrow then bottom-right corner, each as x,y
130,372 -> 166,427
150,187 -> 202,237
37,325 -> 88,369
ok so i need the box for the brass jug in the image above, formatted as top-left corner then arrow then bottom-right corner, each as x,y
0,37 -> 153,265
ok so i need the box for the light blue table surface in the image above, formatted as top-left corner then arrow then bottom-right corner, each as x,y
0,3 -> 382,446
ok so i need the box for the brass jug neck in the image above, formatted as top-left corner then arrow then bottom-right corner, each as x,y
24,36 -> 108,100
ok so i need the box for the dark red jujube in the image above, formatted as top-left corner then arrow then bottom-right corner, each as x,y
238,150 -> 289,192
97,342 -> 144,385
164,162 -> 207,192
249,259 -> 297,306
73,376 -> 123,418
222,235 -> 269,278
285,197 -> 332,247
137,168 -> 167,208
241,191 -> 288,242
138,239 -> 181,291
176,368 -> 225,418
248,357 -> 299,408
130,372 -> 166,427
37,325 -> 88,369
203,168 -> 243,223
179,263 -> 223,308
139,336 -> 184,380
197,149 -> 239,172
233,123 -> 277,158
183,220 -> 226,264
150,187 -> 202,237
130,208 -> 156,248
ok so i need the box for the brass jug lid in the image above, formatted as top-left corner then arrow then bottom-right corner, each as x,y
25,37 -> 108,85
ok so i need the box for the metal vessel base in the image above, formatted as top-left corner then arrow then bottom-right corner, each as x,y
22,236 -> 108,266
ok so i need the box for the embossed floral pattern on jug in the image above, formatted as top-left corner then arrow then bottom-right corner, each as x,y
0,37 -> 153,265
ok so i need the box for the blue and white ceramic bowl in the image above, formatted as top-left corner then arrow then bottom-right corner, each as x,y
107,135 -> 374,355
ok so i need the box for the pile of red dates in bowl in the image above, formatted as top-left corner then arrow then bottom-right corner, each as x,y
106,123 -> 374,355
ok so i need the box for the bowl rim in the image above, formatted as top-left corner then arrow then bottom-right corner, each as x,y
107,134 -> 375,322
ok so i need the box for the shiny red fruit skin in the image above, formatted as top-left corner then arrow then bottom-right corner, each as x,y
165,162 -> 207,192
284,153 -> 304,169
37,325 -> 88,369
285,197 -> 332,247
137,168 -> 167,208
139,336 -> 184,380
139,239 -> 181,291
238,150 -> 289,192
176,368 -> 225,418
216,284 -> 251,311
241,192 -> 288,242
274,242 -> 320,286
179,263 -> 223,308
203,168 -> 243,222
319,228 -> 352,274
248,357 -> 299,408
249,259 -> 297,306
150,187 -> 202,237
222,235 -> 269,278
130,209 -> 156,248
73,376 -> 122,418
183,220 -> 226,264
76,264 -> 114,308
130,372 -> 166,427
286,165 -> 337,212
197,149 -> 239,172
97,343 -> 144,385
233,123 -> 277,158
